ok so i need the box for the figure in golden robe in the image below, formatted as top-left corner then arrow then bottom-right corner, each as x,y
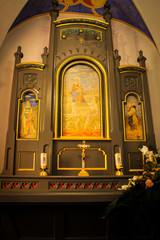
20,100 -> 36,138
126,102 -> 141,139
128,104 -> 138,131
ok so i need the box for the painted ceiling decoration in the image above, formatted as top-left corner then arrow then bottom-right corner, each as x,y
10,0 -> 155,44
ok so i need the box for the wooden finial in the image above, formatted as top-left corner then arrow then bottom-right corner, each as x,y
103,1 -> 112,22
137,50 -> 146,67
14,46 -> 23,64
114,49 -> 121,66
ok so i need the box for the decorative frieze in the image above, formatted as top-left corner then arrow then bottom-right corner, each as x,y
60,28 -> 102,42
118,65 -> 146,73
0,177 -> 129,192
16,62 -> 45,71
49,181 -> 119,191
55,18 -> 109,29
2,181 -> 38,190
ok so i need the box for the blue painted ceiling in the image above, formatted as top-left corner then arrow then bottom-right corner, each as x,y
10,0 -> 154,44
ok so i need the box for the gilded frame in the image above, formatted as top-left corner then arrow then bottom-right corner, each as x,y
18,152 -> 35,171
54,55 -> 110,140
57,147 -> 107,171
61,61 -> 103,138
122,92 -> 146,142
16,89 -> 40,140
54,17 -> 109,30
60,27 -> 102,41
128,152 -> 144,172
16,62 -> 45,71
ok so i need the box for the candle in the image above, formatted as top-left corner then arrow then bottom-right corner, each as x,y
115,153 -> 122,168
40,153 -> 47,169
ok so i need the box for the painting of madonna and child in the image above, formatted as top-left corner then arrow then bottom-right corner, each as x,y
62,64 -> 103,138
123,94 -> 145,141
18,91 -> 39,139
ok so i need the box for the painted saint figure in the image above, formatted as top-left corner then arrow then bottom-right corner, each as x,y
20,100 -> 36,138
62,64 -> 101,137
70,77 -> 86,103
128,104 -> 138,130
126,102 -> 141,139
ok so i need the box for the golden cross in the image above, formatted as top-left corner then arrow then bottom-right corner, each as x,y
78,141 -> 90,150
79,37 -> 84,44
78,141 -> 90,176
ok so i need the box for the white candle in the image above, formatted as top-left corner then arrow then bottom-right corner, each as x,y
115,153 -> 122,168
40,153 -> 47,169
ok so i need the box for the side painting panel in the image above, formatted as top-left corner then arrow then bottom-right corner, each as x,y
17,90 -> 40,140
61,64 -> 102,138
123,93 -> 146,141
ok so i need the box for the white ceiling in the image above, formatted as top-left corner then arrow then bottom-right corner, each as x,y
0,0 -> 160,53
133,0 -> 160,54
0,0 -> 28,48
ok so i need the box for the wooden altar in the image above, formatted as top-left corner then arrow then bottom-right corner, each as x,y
0,1 -> 156,239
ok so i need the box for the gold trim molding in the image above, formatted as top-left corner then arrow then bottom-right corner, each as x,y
122,92 -> 146,142
54,17 -> 109,29
118,65 -> 146,73
18,152 -> 35,171
128,152 -> 144,172
16,89 -> 40,141
16,62 -> 45,71
54,55 -> 110,140
57,147 -> 107,171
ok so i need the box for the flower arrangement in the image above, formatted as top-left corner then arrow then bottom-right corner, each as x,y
120,145 -> 160,190
102,145 -> 160,236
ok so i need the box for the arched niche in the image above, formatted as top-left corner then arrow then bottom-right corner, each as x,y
54,56 -> 110,140
122,92 -> 146,141
16,89 -> 40,140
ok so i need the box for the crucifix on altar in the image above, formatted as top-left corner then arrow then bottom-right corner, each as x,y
78,141 -> 90,176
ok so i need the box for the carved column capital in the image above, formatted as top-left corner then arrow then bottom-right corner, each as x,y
14,46 -> 23,64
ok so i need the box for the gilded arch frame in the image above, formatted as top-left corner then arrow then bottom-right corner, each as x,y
16,89 -> 40,140
54,55 -> 110,140
122,92 -> 146,142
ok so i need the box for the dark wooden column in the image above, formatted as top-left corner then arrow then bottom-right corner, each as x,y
103,1 -> 123,172
39,0 -> 59,175
137,50 -> 156,147
114,49 -> 122,131
2,46 -> 23,175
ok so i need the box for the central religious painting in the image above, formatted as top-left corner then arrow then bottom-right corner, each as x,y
61,63 -> 102,138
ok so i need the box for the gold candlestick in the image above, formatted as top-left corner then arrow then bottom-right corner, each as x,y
40,153 -> 48,176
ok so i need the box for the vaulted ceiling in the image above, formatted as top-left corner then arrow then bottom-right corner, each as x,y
0,0 -> 160,53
